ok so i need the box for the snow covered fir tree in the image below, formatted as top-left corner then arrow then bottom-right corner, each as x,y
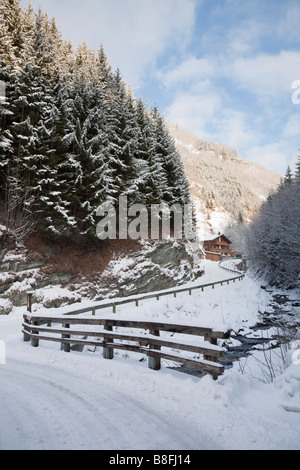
245,157 -> 300,289
0,0 -> 191,243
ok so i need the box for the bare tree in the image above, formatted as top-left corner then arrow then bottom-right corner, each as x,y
3,173 -> 35,245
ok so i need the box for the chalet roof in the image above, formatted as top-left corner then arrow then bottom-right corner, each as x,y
202,233 -> 232,244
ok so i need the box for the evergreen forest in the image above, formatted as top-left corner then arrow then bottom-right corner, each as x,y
0,0 -> 191,243
245,161 -> 300,289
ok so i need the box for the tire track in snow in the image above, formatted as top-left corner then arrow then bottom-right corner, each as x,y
0,359 -> 208,450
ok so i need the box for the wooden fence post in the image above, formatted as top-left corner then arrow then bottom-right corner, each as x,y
31,320 -> 39,347
203,334 -> 218,379
103,322 -> 113,359
203,334 -> 218,361
27,291 -> 33,313
61,323 -> 70,352
148,329 -> 161,370
23,315 -> 30,342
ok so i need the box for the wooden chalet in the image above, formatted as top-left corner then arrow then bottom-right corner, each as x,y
202,234 -> 242,261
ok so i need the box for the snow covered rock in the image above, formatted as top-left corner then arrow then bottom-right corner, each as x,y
101,240 -> 194,297
0,298 -> 13,315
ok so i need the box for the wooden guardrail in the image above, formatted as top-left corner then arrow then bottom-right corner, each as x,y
23,273 -> 243,378
22,315 -> 231,379
26,273 -> 245,315
218,259 -> 244,275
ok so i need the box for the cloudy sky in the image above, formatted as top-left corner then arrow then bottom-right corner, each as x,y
21,0 -> 300,175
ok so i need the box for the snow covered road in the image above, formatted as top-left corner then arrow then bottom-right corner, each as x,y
0,358 -> 212,450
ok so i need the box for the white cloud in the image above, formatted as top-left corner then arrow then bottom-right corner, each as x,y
165,83 -> 222,139
156,57 -> 215,89
222,19 -> 269,57
282,113 -> 300,138
245,142 -> 294,175
94,0 -> 197,86
278,1 -> 300,43
165,87 -> 262,157
214,110 -> 260,151
228,51 -> 300,97
210,0 -> 300,51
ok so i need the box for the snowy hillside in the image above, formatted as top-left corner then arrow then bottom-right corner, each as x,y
167,121 -> 281,234
1,261 -> 299,450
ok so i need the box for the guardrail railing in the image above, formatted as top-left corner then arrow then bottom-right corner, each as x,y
26,273 -> 245,315
22,314 -> 232,379
23,272 -> 244,378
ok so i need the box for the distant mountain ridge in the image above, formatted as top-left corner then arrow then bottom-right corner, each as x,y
166,121 -> 281,233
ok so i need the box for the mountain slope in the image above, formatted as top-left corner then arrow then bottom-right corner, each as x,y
167,121 -> 281,233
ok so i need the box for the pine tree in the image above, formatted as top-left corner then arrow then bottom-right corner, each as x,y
58,40 -> 76,82
294,154 -> 300,184
97,43 -> 113,90
75,41 -> 98,82
32,8 -> 63,81
246,163 -> 300,289
146,111 -> 168,205
0,1 -> 15,67
57,76 -> 107,235
22,1 -> 35,64
151,106 -> 190,206
0,75 -> 12,206
33,74 -> 78,236
104,69 -> 137,202
284,165 -> 293,186
0,0 -> 25,68
0,62 -> 45,240
131,98 -> 153,205
1,63 -> 44,182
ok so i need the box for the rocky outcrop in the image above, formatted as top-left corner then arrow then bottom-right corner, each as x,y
0,239 -> 196,314
0,247 -> 75,313
100,240 -> 194,298
0,259 -> 44,273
